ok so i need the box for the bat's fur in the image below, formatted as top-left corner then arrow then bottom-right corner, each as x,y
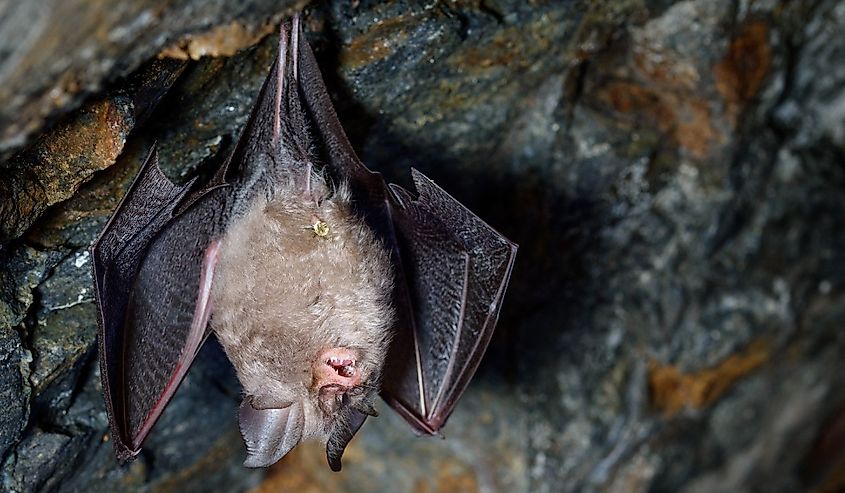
210,167 -> 394,447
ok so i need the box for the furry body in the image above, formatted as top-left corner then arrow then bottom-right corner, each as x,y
210,171 -> 394,443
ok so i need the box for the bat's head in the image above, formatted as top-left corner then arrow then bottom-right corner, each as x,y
210,176 -> 395,469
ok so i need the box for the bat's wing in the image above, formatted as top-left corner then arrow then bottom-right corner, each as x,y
92,148 -> 230,460
379,174 -> 517,434
290,21 -> 518,436
92,18 -> 308,461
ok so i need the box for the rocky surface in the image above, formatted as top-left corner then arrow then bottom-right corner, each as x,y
2,0 -> 844,492
0,0 -> 306,158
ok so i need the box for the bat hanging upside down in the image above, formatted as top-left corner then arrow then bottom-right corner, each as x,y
92,15 -> 516,471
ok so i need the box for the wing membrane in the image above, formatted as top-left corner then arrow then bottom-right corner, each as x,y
380,174 -> 517,432
92,149 -> 229,459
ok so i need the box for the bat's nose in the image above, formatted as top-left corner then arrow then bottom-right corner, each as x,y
327,357 -> 355,377
314,347 -> 361,388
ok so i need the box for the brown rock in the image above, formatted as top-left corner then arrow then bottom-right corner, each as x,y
648,340 -> 771,415
0,95 -> 134,241
0,0 -> 304,155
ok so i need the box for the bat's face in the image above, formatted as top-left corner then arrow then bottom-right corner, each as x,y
210,180 -> 394,466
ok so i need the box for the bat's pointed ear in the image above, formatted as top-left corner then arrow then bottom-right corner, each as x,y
326,409 -> 368,472
239,398 -> 304,468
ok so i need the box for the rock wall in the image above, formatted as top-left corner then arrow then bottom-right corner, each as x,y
1,0 -> 844,492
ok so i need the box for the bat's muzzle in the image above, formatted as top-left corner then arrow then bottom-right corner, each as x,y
314,347 -> 362,388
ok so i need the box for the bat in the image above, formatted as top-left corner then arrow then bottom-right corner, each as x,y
92,15 -> 517,472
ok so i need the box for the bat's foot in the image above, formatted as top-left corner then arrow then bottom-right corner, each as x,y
314,347 -> 361,388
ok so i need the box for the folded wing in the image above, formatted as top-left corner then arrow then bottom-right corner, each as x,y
92,149 -> 229,459
380,172 -> 517,434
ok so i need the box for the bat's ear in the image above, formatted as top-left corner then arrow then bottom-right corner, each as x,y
326,409 -> 368,472
239,398 -> 304,468
249,394 -> 294,410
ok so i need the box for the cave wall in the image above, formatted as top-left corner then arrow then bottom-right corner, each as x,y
1,0 -> 844,492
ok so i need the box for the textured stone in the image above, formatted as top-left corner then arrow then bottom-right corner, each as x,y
0,57 -> 191,243
0,0 -> 304,156
0,244 -> 64,473
29,250 -> 98,394
0,325 -> 29,462
2,0 -> 845,491
0,94 -> 135,241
